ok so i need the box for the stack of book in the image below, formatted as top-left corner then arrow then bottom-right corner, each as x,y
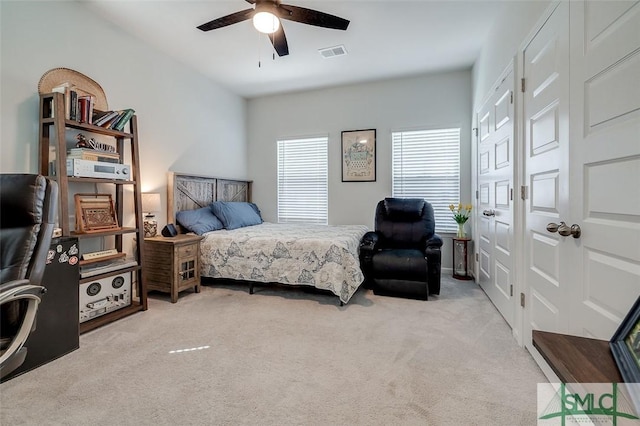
52,82 -> 95,124
92,108 -> 135,132
67,148 -> 121,164
50,83 -> 135,131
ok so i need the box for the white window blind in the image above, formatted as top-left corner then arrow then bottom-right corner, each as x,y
392,128 -> 461,233
277,136 -> 328,224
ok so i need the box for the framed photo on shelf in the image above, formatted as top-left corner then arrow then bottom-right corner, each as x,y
341,129 -> 376,182
74,193 -> 120,233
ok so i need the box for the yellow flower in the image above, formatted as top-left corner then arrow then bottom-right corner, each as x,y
451,201 -> 472,224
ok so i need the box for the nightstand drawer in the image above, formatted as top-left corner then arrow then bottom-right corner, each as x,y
146,244 -> 173,258
177,243 -> 197,259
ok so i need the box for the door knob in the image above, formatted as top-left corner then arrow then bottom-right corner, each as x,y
483,209 -> 495,217
546,222 -> 581,238
569,224 -> 581,238
547,222 -> 561,233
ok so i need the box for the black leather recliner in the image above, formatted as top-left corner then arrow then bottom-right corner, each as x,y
1,174 -> 58,379
359,198 -> 443,300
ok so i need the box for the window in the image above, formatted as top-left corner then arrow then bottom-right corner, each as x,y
392,128 -> 461,233
277,136 -> 328,224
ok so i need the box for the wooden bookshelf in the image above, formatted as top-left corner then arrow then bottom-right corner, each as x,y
39,92 -> 147,333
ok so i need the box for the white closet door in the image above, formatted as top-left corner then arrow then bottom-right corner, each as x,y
522,2 -> 572,350
568,0 -> 640,338
477,67 -> 516,328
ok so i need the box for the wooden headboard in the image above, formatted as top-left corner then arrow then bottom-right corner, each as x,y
167,172 -> 252,231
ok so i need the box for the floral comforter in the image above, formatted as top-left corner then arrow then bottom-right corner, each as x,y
199,222 -> 369,304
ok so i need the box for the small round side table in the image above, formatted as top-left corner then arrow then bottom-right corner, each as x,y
452,237 -> 473,280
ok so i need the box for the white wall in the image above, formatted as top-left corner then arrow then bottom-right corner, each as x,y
0,1 -> 248,228
248,70 -> 473,269
472,0 -> 551,111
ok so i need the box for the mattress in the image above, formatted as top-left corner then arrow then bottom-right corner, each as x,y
199,222 -> 369,303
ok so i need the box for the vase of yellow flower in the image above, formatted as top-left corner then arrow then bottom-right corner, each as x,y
449,203 -> 472,238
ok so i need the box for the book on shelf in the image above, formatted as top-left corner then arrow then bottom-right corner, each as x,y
88,108 -> 135,131
51,83 -> 72,120
82,248 -> 120,261
67,153 -> 120,164
51,83 -> 97,123
70,90 -> 78,121
101,111 -> 123,129
78,96 -> 91,124
92,110 -> 110,124
93,110 -> 119,127
112,108 -> 135,132
68,148 -> 120,163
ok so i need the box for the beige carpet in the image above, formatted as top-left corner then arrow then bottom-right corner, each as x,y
1,277 -> 545,425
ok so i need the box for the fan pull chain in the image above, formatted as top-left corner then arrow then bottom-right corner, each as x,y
271,33 -> 275,61
258,31 -> 262,68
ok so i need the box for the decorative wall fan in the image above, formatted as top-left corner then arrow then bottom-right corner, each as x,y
197,0 -> 350,57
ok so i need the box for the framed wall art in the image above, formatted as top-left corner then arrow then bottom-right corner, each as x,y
341,129 -> 376,182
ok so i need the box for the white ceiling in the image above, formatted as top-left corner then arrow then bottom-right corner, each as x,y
82,0 -> 505,98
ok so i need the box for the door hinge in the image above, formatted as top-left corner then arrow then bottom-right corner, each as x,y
510,188 -> 513,201
520,185 -> 528,200
521,78 -> 526,93
473,127 -> 478,137
510,285 -> 513,297
475,190 -> 479,200
510,91 -> 514,104
475,252 -> 479,262
520,292 -> 525,307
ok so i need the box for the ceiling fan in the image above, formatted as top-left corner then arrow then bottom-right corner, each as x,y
197,0 -> 350,57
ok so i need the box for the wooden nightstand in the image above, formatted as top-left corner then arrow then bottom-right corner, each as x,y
143,234 -> 203,303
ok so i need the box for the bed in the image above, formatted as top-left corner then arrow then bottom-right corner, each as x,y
168,172 -> 368,304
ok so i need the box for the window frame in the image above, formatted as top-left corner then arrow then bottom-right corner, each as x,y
276,135 -> 329,225
391,126 -> 462,234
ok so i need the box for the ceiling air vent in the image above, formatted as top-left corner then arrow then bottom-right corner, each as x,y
318,45 -> 347,59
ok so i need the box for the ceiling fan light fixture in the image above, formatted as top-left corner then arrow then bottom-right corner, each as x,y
253,11 -> 280,34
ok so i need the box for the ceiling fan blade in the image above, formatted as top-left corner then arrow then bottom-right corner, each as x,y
278,4 -> 349,30
197,8 -> 254,32
245,0 -> 256,4
269,26 -> 289,57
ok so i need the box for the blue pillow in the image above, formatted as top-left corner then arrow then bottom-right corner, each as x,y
176,207 -> 224,235
210,201 -> 263,230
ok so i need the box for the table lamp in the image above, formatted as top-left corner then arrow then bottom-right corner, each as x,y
141,192 -> 161,238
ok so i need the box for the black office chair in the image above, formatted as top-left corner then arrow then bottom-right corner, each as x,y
1,174 -> 58,379
359,198 -> 442,300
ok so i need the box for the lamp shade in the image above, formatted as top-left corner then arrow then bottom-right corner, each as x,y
141,192 -> 161,214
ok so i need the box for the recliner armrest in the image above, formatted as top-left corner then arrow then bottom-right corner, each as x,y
359,231 -> 380,253
359,232 -> 379,289
426,233 -> 443,249
425,233 -> 442,295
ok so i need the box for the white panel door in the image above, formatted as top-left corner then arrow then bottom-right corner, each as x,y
477,68 -> 515,328
522,2 -> 572,350
568,0 -> 640,338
